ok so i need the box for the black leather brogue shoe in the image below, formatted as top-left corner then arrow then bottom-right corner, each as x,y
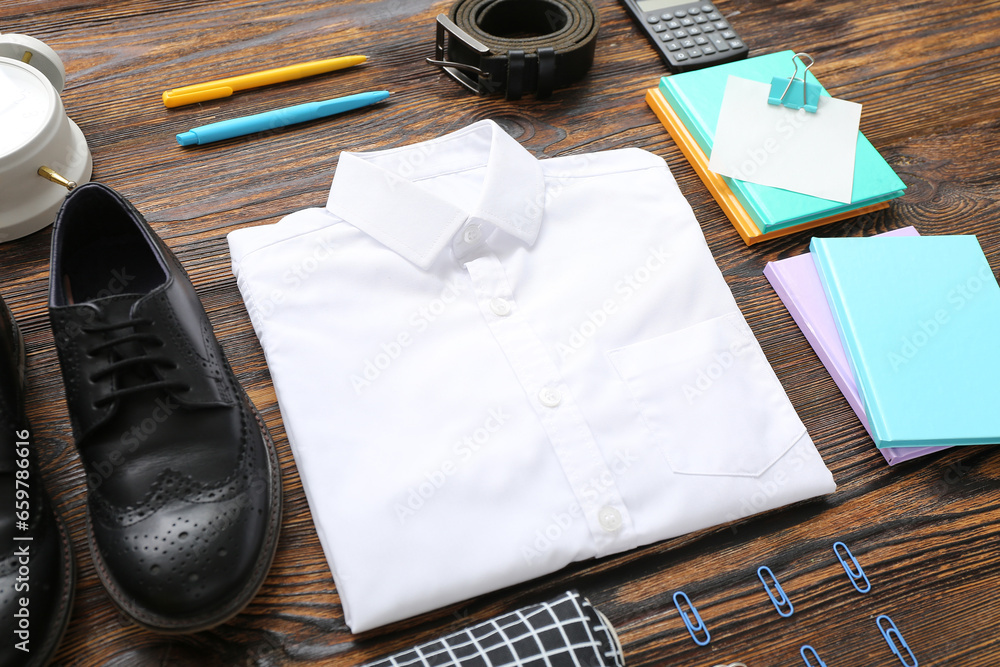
47,182 -> 282,633
1,292 -> 75,666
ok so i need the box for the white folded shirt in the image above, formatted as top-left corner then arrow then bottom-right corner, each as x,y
227,120 -> 836,633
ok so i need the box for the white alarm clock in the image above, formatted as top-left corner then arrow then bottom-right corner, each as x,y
0,33 -> 92,242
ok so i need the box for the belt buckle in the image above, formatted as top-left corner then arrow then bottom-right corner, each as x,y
426,14 -> 492,94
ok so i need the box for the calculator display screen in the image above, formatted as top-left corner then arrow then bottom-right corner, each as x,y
636,0 -> 681,11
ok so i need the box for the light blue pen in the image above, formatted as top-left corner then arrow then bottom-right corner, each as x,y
175,90 -> 390,146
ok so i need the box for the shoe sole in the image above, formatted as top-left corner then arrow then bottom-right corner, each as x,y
27,507 -> 76,667
83,394 -> 283,634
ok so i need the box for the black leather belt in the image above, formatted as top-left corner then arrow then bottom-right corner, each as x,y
427,0 -> 601,100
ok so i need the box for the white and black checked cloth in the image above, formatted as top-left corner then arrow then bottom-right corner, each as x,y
363,590 -> 625,667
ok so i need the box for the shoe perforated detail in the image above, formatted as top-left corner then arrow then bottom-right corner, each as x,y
89,402 -> 258,528
87,395 -> 271,615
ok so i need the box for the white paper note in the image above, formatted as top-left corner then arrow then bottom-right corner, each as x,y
708,76 -> 862,203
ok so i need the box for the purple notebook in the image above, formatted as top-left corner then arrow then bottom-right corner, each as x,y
764,227 -> 948,464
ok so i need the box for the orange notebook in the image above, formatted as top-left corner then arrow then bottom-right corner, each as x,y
645,88 -> 889,245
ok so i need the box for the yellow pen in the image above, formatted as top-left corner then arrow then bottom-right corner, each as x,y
162,55 -> 368,108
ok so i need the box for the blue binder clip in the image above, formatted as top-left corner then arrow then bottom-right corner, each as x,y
877,614 -> 918,666
673,591 -> 711,646
768,52 -> 821,113
833,541 -> 872,593
800,645 -> 828,667
757,566 -> 794,617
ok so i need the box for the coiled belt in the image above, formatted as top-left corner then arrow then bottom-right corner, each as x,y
427,0 -> 601,100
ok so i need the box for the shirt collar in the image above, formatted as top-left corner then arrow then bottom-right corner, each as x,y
326,120 -> 546,269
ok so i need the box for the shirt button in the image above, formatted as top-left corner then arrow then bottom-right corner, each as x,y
598,506 -> 622,533
462,224 -> 482,244
490,297 -> 512,316
538,387 -> 562,408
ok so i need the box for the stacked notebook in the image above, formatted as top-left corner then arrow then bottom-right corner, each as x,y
645,50 -> 907,244
765,229 -> 946,464
766,231 -> 1000,458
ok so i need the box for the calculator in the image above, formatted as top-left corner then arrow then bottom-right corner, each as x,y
620,0 -> 749,73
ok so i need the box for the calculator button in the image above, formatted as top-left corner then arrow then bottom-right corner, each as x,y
701,4 -> 714,12
646,15 -> 660,23
666,41 -> 682,52
728,39 -> 745,49
701,44 -> 716,54
714,20 -> 729,29
680,38 -> 695,48
701,23 -> 715,32
674,29 -> 687,38
687,7 -> 701,14
721,29 -> 736,39
694,35 -> 708,45
707,11 -> 722,20
659,31 -> 674,40
687,48 -> 702,58
674,51 -> 689,61
680,17 -> 693,26
694,15 -> 708,23
709,34 -> 730,51
687,26 -> 701,35
653,23 -> 667,32
660,12 -> 674,20
666,20 -> 681,28
674,9 -> 687,17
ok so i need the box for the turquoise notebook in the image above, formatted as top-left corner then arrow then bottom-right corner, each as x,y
659,51 -> 906,233
811,235 -> 1000,448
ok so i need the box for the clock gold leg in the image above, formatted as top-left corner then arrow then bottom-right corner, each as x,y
37,166 -> 78,191
21,50 -> 32,64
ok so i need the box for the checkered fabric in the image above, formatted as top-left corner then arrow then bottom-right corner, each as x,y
364,590 -> 625,667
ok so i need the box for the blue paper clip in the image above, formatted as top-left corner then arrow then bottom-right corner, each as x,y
673,591 -> 711,646
833,541 -> 872,593
800,645 -> 828,667
757,566 -> 794,618
877,615 -> 918,666
767,52 -> 822,113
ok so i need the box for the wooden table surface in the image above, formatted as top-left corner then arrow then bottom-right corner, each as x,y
3,0 -> 999,665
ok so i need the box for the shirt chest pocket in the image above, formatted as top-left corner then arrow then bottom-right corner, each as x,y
607,313 -> 805,478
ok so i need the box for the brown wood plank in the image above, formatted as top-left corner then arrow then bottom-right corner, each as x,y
2,0 -> 999,664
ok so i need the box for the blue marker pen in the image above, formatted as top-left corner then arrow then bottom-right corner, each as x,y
176,90 -> 390,146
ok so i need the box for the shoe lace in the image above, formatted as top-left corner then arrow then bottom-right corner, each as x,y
84,317 -> 190,408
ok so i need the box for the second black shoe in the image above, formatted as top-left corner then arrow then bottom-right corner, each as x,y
1,292 -> 75,666
47,182 -> 282,633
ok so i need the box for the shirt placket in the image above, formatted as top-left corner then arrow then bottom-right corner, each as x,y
463,252 -> 637,558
